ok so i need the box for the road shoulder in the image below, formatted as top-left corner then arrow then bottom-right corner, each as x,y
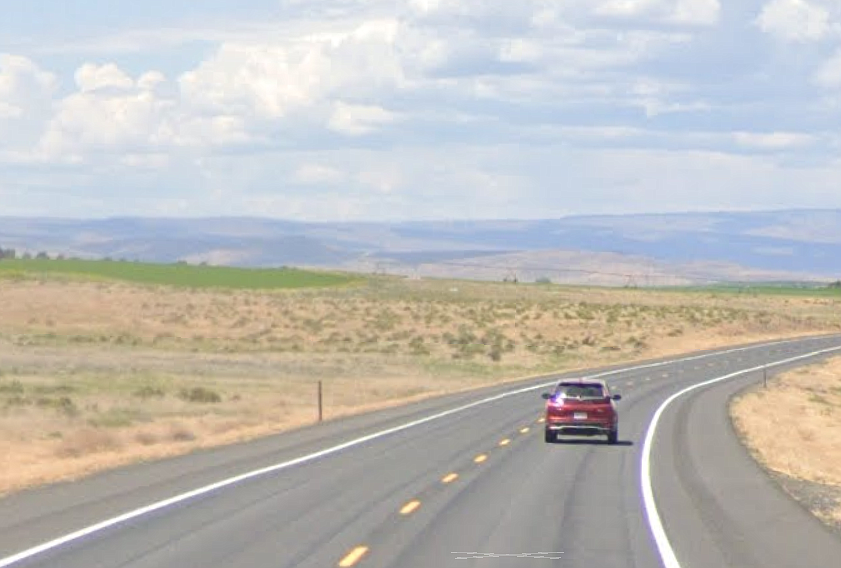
731,356 -> 841,535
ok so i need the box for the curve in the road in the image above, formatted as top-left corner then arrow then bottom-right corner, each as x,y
1,335 -> 841,568
641,344 -> 841,568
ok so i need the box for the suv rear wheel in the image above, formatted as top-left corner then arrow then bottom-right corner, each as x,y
544,429 -> 556,443
607,428 -> 618,445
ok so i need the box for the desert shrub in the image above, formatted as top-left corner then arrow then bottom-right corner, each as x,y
135,431 -> 159,446
488,346 -> 503,362
627,336 -> 648,350
134,386 -> 166,399
4,395 -> 31,408
178,387 -> 222,403
809,394 -> 832,406
36,396 -> 79,416
369,310 -> 402,332
33,384 -> 75,394
169,423 -> 197,441
89,408 -> 148,428
0,380 -> 24,395
56,428 -> 121,458
409,336 -> 430,355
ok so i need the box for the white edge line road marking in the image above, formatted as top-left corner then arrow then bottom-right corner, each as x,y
640,343 -> 841,568
0,337 -> 834,567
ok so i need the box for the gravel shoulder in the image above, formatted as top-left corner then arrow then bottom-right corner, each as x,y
770,471 -> 841,535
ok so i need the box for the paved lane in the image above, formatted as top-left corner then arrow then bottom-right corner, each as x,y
2,335 -> 840,568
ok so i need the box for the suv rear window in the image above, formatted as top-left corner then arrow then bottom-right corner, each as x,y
556,383 -> 605,399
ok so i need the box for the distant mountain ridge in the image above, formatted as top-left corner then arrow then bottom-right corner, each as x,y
0,210 -> 839,285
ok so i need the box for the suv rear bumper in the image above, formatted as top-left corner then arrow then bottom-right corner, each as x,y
546,423 -> 613,435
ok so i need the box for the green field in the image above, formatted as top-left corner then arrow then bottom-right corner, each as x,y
659,282 -> 841,298
0,259 -> 358,289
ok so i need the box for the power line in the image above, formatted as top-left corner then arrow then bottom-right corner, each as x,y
394,259 -> 724,285
364,256 -> 831,287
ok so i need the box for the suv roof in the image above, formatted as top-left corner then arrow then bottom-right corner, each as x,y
557,378 -> 608,387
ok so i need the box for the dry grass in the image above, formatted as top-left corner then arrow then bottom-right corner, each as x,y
0,275 -> 839,495
732,356 -> 841,526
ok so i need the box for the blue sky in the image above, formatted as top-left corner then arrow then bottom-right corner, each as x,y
2,0 -> 841,220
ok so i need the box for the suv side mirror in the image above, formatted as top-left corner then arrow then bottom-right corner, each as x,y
612,394 -> 622,401
541,392 -> 552,400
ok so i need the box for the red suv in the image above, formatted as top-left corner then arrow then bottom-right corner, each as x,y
542,379 -> 621,444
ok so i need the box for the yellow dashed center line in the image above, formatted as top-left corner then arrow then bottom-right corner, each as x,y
519,427 -> 530,434
338,546 -> 369,567
474,454 -> 488,464
499,438 -> 511,446
442,473 -> 459,484
537,417 -> 546,423
625,381 -> 634,386
400,500 -> 421,515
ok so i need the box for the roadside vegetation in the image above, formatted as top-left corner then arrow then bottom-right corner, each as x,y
1,267 -> 840,495
732,357 -> 841,532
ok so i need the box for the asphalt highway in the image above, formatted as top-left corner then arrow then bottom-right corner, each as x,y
1,335 -> 841,568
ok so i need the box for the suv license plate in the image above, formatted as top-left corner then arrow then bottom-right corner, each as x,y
573,412 -> 587,420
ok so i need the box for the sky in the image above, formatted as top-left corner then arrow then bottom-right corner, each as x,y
2,0 -> 841,221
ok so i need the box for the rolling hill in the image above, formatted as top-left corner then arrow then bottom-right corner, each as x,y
1,210 -> 839,285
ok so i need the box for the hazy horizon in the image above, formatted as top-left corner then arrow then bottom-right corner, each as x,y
1,206 -> 840,224
1,210 -> 839,284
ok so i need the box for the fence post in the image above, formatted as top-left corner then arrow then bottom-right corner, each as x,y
318,380 -> 323,422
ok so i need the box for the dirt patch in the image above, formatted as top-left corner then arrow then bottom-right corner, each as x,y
1,276 -> 839,496
732,356 -> 841,534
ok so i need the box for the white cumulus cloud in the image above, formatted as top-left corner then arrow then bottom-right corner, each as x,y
815,48 -> 841,87
329,101 -> 396,135
179,19 -> 404,121
75,63 -> 136,91
0,54 -> 57,155
756,0 -> 831,42
732,131 -> 814,150
4,1 -> 841,218
293,163 -> 346,185
596,0 -> 720,26
137,71 -> 167,91
38,63 -> 251,159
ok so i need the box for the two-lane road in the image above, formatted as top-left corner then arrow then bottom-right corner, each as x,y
2,335 -> 841,568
